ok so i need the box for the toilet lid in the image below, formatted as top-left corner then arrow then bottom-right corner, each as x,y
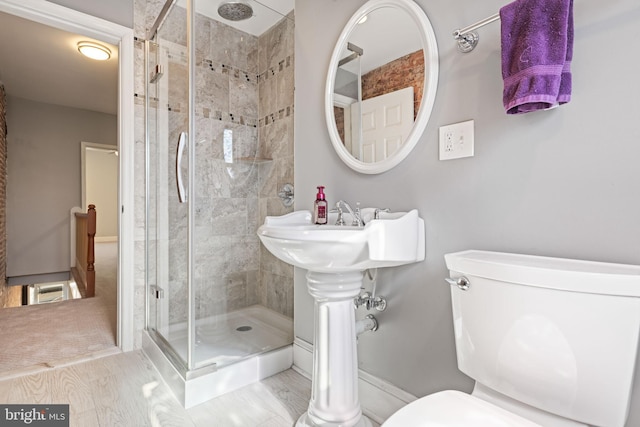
383,390 -> 542,427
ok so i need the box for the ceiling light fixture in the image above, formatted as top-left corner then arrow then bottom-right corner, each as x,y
77,41 -> 111,61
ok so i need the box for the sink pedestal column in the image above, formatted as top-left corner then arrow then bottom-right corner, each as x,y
296,271 -> 372,427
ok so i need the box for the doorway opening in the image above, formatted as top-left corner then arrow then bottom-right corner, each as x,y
0,0 -> 135,351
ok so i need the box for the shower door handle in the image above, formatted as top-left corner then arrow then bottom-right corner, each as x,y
176,131 -> 187,203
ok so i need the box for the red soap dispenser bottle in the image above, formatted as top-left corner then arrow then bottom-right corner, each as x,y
314,186 -> 328,225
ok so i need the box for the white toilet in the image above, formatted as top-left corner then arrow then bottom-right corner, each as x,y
383,250 -> 640,427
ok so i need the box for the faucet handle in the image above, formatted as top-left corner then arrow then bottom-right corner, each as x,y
334,204 -> 346,226
352,202 -> 365,226
374,208 -> 390,219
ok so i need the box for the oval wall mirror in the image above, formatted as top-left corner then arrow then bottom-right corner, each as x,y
325,0 -> 439,174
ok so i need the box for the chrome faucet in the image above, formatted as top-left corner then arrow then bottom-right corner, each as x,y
335,200 -> 365,227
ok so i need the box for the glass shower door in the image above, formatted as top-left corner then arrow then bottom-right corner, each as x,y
146,2 -> 191,369
146,0 -> 295,375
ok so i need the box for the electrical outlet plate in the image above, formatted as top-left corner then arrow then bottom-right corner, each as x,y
439,119 -> 474,160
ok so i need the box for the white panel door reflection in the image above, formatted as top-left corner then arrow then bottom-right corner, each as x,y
358,86 -> 414,163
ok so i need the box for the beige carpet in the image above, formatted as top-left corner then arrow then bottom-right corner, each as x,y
0,242 -> 119,378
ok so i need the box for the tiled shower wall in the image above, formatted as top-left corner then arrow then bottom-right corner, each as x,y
133,0 -> 294,342
257,13 -> 295,318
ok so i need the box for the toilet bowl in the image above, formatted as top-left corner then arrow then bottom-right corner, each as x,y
383,390 -> 541,427
384,250 -> 640,427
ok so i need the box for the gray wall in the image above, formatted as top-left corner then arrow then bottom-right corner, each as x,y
294,0 -> 640,423
46,0 -> 133,28
6,96 -> 117,277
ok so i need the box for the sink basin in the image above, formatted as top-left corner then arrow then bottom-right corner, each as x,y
257,208 -> 425,273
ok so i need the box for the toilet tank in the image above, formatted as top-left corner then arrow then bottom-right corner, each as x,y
444,250 -> 640,427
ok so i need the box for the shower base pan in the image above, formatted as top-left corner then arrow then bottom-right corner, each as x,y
143,305 -> 293,408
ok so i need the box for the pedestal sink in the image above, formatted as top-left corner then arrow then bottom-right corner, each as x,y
258,208 -> 425,427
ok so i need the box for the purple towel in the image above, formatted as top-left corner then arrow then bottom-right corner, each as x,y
500,0 -> 574,114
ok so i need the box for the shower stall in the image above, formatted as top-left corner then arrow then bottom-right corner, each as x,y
142,0 -> 295,407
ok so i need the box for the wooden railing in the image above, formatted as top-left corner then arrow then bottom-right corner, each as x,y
72,204 -> 96,297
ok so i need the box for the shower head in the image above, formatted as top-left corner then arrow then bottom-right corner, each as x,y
218,1 -> 254,21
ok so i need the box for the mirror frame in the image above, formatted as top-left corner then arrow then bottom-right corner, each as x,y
325,0 -> 439,174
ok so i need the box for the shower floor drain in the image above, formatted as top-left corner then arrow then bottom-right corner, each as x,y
236,326 -> 252,332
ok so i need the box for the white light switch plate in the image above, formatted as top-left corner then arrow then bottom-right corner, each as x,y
439,120 -> 474,160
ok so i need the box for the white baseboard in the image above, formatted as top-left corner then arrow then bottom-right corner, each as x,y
292,338 -> 416,424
